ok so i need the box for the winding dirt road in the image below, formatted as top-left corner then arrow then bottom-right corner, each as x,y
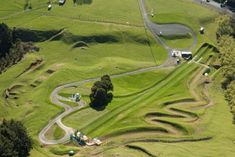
38,0 -> 198,145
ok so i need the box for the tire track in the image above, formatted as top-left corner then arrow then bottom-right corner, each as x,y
142,56 -> 214,137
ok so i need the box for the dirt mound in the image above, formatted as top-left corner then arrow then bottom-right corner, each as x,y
72,41 -> 88,49
16,59 -> 43,78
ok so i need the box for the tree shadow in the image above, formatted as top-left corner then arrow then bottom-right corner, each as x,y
14,29 -> 61,42
90,103 -> 107,111
14,28 -> 150,45
73,0 -> 93,5
89,93 -> 113,111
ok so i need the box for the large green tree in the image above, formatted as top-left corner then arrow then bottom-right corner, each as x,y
0,119 -> 32,157
0,23 -> 38,73
90,75 -> 113,109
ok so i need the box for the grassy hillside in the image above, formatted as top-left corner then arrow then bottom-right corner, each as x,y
0,0 -> 143,27
105,76 -> 235,157
0,0 -> 234,157
0,0 -> 166,156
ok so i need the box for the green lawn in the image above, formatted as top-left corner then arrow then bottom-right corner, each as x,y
160,35 -> 194,49
63,45 -> 210,139
146,0 -> 219,50
0,0 -> 143,26
106,75 -> 235,157
0,0 -> 234,157
45,124 -> 65,140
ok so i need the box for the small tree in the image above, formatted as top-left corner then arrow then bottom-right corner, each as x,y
0,119 -> 32,157
216,15 -> 233,39
90,75 -> 113,109
225,81 -> 235,110
218,35 -> 235,88
101,75 -> 113,91
0,23 -> 13,56
218,35 -> 235,66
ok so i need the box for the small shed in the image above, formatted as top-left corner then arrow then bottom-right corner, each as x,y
71,93 -> 81,102
76,132 -> 88,141
171,50 -> 181,57
93,138 -> 102,145
176,58 -> 180,65
68,150 -> 75,156
76,131 -> 81,137
181,51 -> 192,60
200,27 -> 204,34
81,135 -> 88,141
48,4 -> 52,11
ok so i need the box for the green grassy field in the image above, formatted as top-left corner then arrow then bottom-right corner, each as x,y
103,76 -> 235,157
45,124 -> 65,140
160,34 -> 194,49
62,45 -> 209,138
0,0 -> 234,157
146,0 -> 219,49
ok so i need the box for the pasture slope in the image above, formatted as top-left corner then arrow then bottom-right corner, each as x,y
0,0 -> 234,157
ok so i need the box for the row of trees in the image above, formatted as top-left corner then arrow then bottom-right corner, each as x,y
0,23 -> 36,74
213,0 -> 235,6
216,15 -> 235,122
0,119 -> 32,157
90,75 -> 113,110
